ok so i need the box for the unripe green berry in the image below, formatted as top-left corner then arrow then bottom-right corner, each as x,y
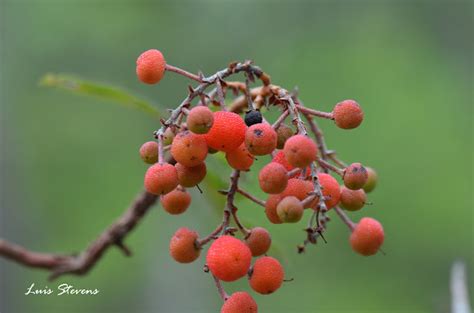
276,196 -> 303,223
343,163 -> 368,190
187,106 -> 214,134
139,141 -> 158,164
162,127 -> 175,145
245,227 -> 272,257
276,124 -> 293,149
363,167 -> 378,193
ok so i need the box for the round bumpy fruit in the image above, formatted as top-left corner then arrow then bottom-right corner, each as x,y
265,195 -> 283,224
226,143 -> 254,171
280,178 -> 316,208
258,162 -> 288,194
340,186 -> 366,211
333,99 -> 364,129
175,162 -> 206,187
139,141 -> 158,164
343,163 -> 368,190
272,150 -> 310,178
187,106 -> 214,134
221,292 -> 258,313
318,173 -> 341,209
276,124 -> 294,149
249,256 -> 284,294
206,236 -> 252,282
244,110 -> 263,127
245,123 -> 277,156
144,163 -> 179,195
136,49 -> 166,84
171,131 -> 208,167
161,187 -> 191,215
363,167 -> 378,193
276,196 -> 304,223
162,127 -> 175,145
350,217 -> 384,256
169,227 -> 200,263
245,227 -> 272,257
204,111 -> 246,153
283,134 -> 318,168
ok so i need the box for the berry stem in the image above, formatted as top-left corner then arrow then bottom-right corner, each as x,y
303,112 -> 329,161
196,224 -> 225,247
236,188 -> 266,207
333,206 -> 356,231
244,72 -> 255,111
316,158 -> 343,176
231,209 -> 250,236
157,133 -> 164,164
165,64 -> 202,82
279,90 -> 307,134
296,105 -> 334,120
272,109 -> 290,129
212,274 -> 229,301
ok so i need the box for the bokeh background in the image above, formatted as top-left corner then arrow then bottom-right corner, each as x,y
0,1 -> 472,312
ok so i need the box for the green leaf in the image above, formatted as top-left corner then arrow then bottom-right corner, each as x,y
39,73 -> 160,118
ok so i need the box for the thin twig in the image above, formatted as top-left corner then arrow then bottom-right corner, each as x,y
333,206 -> 356,231
236,188 -> 266,207
166,64 -> 202,82
296,105 -> 333,120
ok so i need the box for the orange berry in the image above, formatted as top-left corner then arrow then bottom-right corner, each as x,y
161,187 -> 191,215
144,163 -> 178,195
258,162 -> 288,194
340,186 -> 366,211
318,173 -> 341,209
139,141 -> 158,164
171,131 -> 208,167
363,167 -> 378,193
276,124 -> 294,149
169,227 -> 200,263
276,196 -> 304,223
206,236 -> 252,282
204,111 -> 246,153
350,217 -> 384,256
265,195 -> 283,224
226,143 -> 254,171
136,49 -> 166,84
245,123 -> 277,156
187,106 -> 214,134
249,256 -> 284,294
221,292 -> 258,313
283,134 -> 318,168
245,227 -> 272,256
333,99 -> 364,129
280,178 -> 315,208
175,162 -> 206,187
343,163 -> 368,190
272,150 -> 310,178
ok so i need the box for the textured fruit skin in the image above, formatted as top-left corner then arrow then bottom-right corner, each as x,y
333,99 -> 364,129
245,123 -> 277,156
249,256 -> 284,294
350,217 -> 384,256
161,187 -> 191,215
265,195 -> 283,224
187,106 -> 214,134
283,134 -> 318,168
144,163 -> 179,195
169,227 -> 200,263
139,141 -> 158,164
226,143 -> 254,171
171,131 -> 208,167
204,111 -> 246,152
276,196 -> 304,223
258,162 -> 288,194
221,292 -> 258,313
276,124 -> 294,149
343,163 -> 368,190
175,162 -> 206,187
162,127 -> 175,145
340,186 -> 366,211
136,49 -> 166,84
206,236 -> 252,282
318,173 -> 341,209
363,167 -> 378,193
244,110 -> 263,127
280,178 -> 316,208
272,150 -> 310,178
245,227 -> 272,256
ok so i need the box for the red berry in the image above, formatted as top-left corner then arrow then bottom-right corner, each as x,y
350,217 -> 384,256
318,173 -> 341,209
221,292 -> 258,313
272,150 -> 310,178
363,167 -> 378,193
276,124 -> 293,149
139,141 -> 158,164
169,227 -> 200,263
161,187 -> 191,215
280,178 -> 316,208
206,236 -> 252,282
144,163 -> 178,195
340,186 -> 366,211
258,162 -> 288,194
175,162 -> 206,187
187,106 -> 214,134
204,111 -> 246,153
343,163 -> 368,190
245,227 -> 272,257
276,196 -> 304,223
136,49 -> 166,84
265,195 -> 283,224
226,143 -> 254,171
333,99 -> 364,129
283,134 -> 318,168
245,123 -> 277,156
171,131 -> 208,167
249,256 -> 284,294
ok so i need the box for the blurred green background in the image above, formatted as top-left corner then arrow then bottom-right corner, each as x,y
0,1 -> 472,312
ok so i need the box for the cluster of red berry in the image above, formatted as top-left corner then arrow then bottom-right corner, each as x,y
136,49 -> 384,313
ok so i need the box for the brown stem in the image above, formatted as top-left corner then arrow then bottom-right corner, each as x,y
212,274 -> 229,301
166,64 -> 202,82
317,158 -> 343,176
296,105 -> 334,120
272,109 -> 290,129
236,188 -> 266,207
333,206 -> 356,231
